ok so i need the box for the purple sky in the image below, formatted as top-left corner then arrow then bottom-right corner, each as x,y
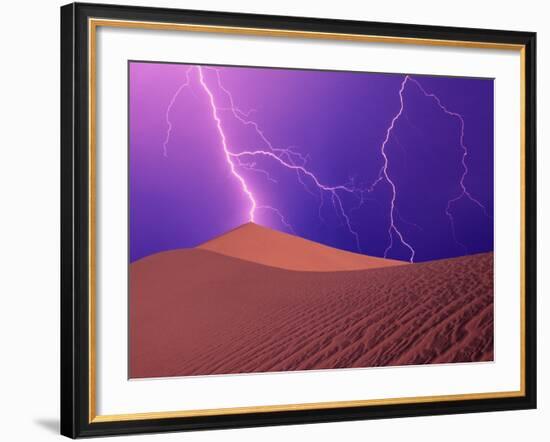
129,61 -> 493,263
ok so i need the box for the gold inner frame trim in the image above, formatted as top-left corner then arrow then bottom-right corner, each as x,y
88,17 -> 527,424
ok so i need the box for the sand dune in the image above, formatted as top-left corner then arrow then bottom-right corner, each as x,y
197,222 -> 406,271
129,246 -> 493,378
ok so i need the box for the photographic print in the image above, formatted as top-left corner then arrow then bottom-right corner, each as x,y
128,62 -> 494,379
61,5 -> 536,436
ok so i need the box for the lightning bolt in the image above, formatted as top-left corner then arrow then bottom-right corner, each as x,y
406,77 -> 490,254
164,65 -> 364,251
163,67 -> 192,158
377,76 -> 416,262
161,67 -> 488,262
257,205 -> 296,235
371,75 -> 490,261
229,148 -> 363,251
205,66 -> 347,220
196,66 -> 258,222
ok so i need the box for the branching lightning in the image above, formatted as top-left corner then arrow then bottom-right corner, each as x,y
367,75 -> 490,261
162,67 -> 489,262
163,65 -> 364,251
163,67 -> 192,158
229,148 -> 363,251
376,76 -> 417,262
196,67 -> 258,222
407,77 -> 490,254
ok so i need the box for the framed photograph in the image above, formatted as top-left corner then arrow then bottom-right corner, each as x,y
60,2 -> 536,438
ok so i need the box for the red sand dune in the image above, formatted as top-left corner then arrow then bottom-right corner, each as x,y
129,226 -> 493,379
198,222 -> 406,271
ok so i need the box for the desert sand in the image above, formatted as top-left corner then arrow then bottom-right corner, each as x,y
198,222 -> 406,271
129,225 -> 493,378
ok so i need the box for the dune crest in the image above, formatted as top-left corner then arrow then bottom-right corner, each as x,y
197,222 -> 406,272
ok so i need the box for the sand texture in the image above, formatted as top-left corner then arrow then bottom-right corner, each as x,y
130,226 -> 493,378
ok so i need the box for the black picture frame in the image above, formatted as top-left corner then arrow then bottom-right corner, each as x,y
61,2 -> 536,438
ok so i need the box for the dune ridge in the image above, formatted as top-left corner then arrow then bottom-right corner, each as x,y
197,222 -> 406,271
